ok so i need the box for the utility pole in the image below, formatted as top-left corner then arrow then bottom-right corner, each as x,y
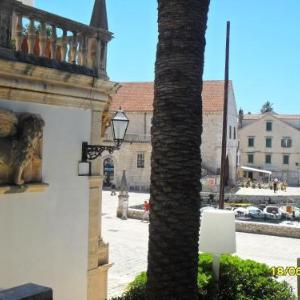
219,21 -> 230,209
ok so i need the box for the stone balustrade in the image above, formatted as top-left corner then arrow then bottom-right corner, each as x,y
0,0 -> 112,78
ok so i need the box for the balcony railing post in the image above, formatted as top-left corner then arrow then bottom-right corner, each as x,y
69,32 -> 77,64
15,13 -> 23,51
39,21 -> 47,57
78,34 -> 87,66
87,37 -> 95,69
27,18 -> 35,54
50,25 -> 57,60
61,30 -> 68,62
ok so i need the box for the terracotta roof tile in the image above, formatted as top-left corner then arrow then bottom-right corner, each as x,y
110,81 -> 232,113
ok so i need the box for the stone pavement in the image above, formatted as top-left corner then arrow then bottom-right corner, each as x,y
236,186 -> 300,196
102,191 -> 300,299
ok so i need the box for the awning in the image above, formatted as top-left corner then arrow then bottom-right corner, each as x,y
240,166 -> 272,175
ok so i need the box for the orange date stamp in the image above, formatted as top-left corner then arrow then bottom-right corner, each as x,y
271,266 -> 300,276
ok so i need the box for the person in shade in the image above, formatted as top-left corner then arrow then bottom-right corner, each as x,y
142,200 -> 150,222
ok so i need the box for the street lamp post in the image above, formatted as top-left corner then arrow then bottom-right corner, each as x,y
79,108 -> 129,176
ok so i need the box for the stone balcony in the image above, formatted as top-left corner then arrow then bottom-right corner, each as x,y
0,0 -> 112,78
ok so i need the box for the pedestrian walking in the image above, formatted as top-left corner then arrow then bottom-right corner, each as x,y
273,177 -> 279,193
142,200 -> 150,222
283,180 -> 288,192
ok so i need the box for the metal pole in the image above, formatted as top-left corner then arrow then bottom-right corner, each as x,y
219,21 -> 230,209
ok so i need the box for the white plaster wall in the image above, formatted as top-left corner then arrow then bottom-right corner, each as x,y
0,99 -> 91,300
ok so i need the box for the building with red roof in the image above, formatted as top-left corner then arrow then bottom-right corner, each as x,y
104,81 -> 238,191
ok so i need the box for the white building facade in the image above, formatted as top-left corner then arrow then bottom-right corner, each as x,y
239,112 -> 300,186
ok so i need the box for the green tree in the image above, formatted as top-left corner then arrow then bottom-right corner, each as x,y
146,1 -> 210,299
261,101 -> 274,113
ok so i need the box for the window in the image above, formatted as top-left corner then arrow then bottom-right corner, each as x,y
234,127 -> 236,140
266,121 -> 272,131
137,153 -> 145,168
283,155 -> 289,165
248,137 -> 254,147
265,137 -> 272,148
248,154 -> 254,164
265,154 -> 272,164
229,126 -> 232,139
281,137 -> 292,148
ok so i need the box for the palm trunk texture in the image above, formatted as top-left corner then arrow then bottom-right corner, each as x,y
146,1 -> 210,299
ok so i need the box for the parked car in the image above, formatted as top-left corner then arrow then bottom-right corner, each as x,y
234,207 -> 248,217
246,206 -> 265,219
263,206 -> 282,220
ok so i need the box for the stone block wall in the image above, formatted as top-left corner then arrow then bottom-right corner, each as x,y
236,221 -> 300,239
108,142 -> 151,191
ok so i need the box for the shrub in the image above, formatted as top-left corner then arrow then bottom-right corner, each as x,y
110,272 -> 147,300
197,253 -> 217,298
218,255 -> 295,300
112,254 -> 296,300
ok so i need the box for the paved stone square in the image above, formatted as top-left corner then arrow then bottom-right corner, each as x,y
236,186 -> 300,196
102,191 -> 300,298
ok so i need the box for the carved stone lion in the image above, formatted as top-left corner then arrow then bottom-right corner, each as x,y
0,110 -> 45,186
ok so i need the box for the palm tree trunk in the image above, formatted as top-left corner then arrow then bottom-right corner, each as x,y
146,1 -> 210,299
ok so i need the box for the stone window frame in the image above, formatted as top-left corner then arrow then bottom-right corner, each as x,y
283,154 -> 290,165
265,137 -> 272,148
233,127 -> 236,140
137,152 -> 145,169
265,154 -> 272,164
281,137 -> 292,148
266,121 -> 273,132
247,153 -> 254,164
248,136 -> 255,148
229,126 -> 232,139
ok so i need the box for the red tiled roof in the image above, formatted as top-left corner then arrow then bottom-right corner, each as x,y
110,81 -> 232,113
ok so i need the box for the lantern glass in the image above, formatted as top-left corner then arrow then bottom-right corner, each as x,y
111,109 -> 129,141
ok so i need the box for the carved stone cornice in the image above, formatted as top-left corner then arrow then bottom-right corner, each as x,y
0,58 -> 120,110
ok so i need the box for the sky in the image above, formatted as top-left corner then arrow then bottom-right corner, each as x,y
35,0 -> 300,114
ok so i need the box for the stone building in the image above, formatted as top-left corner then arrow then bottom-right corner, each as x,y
239,112 -> 300,186
104,81 -> 239,191
0,1 -> 116,299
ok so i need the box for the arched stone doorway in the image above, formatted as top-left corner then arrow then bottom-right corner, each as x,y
103,157 -> 114,187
